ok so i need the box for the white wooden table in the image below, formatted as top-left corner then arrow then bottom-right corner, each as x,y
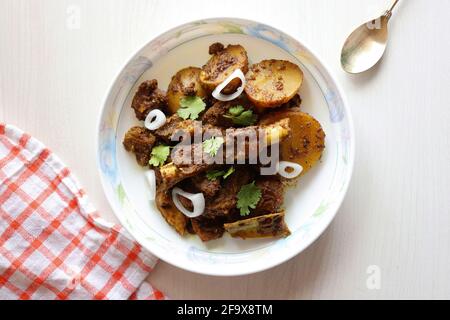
1,0 -> 450,299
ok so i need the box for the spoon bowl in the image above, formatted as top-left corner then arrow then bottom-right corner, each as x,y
341,0 -> 399,74
341,14 -> 389,74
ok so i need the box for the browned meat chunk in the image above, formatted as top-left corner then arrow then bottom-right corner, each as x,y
201,100 -> 235,127
186,219 -> 195,234
201,97 -> 256,128
281,94 -> 302,109
191,216 -> 225,242
123,126 -> 156,166
224,212 -> 291,239
208,42 -> 225,55
159,160 -> 213,191
202,167 -> 254,219
131,79 -> 168,120
191,174 -> 221,198
253,177 -> 284,215
154,114 -> 195,142
154,114 -> 219,143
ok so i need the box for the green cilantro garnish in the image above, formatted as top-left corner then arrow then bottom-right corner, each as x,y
224,105 -> 257,126
148,145 -> 170,167
206,170 -> 225,181
177,96 -> 206,120
222,166 -> 235,179
229,105 -> 245,116
202,136 -> 224,157
206,167 -> 235,181
236,181 -> 262,216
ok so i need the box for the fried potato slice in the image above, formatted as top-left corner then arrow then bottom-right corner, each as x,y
200,44 -> 249,93
245,60 -> 303,108
167,67 -> 207,114
260,110 -> 325,174
224,212 -> 291,239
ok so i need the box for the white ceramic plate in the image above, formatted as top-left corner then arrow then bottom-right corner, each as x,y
97,18 -> 354,276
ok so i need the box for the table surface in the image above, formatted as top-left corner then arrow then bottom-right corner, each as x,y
1,0 -> 450,299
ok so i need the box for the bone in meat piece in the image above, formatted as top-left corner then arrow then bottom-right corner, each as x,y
159,118 -> 290,189
224,212 -> 291,239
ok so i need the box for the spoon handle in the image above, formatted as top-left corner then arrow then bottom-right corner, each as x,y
385,0 -> 399,20
389,0 -> 400,13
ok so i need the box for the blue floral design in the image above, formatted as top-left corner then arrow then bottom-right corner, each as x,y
123,56 -> 153,84
324,90 -> 345,123
99,128 -> 118,185
245,23 -> 293,52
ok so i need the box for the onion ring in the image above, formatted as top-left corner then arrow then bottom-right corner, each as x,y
144,109 -> 166,130
278,161 -> 303,179
212,69 -> 246,102
172,187 -> 205,218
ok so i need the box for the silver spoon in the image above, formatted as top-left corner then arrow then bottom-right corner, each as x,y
341,0 -> 400,74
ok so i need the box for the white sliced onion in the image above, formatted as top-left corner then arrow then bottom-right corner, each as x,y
144,109 -> 166,130
212,68 -> 246,102
145,170 -> 156,201
278,161 -> 303,179
172,187 -> 205,218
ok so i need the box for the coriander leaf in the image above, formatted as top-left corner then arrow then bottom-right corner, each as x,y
228,105 -> 245,116
148,145 -> 170,167
237,181 -> 262,216
177,96 -> 206,120
206,166 -> 235,181
202,136 -> 224,157
224,106 -> 257,126
206,170 -> 226,181
232,110 -> 257,126
222,166 -> 235,179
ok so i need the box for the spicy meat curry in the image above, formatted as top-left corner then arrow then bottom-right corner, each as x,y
123,42 -> 326,242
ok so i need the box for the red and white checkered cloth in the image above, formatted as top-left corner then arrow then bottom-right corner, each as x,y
0,123 -> 165,300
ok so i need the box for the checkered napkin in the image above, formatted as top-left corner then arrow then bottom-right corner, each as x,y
0,124 -> 165,300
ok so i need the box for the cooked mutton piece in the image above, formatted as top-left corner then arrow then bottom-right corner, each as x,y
159,119 -> 291,189
159,161 -> 213,191
224,212 -> 291,239
202,167 -> 254,219
131,79 -> 168,120
200,173 -> 282,220
201,97 -> 255,128
154,114 -> 195,142
191,216 -> 225,242
190,174 -> 221,198
155,189 -> 188,235
280,94 -> 302,110
154,114 -> 219,143
201,100 -> 235,127
252,176 -> 285,216
123,126 -> 156,166
200,95 -> 298,129
173,167 -> 254,220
